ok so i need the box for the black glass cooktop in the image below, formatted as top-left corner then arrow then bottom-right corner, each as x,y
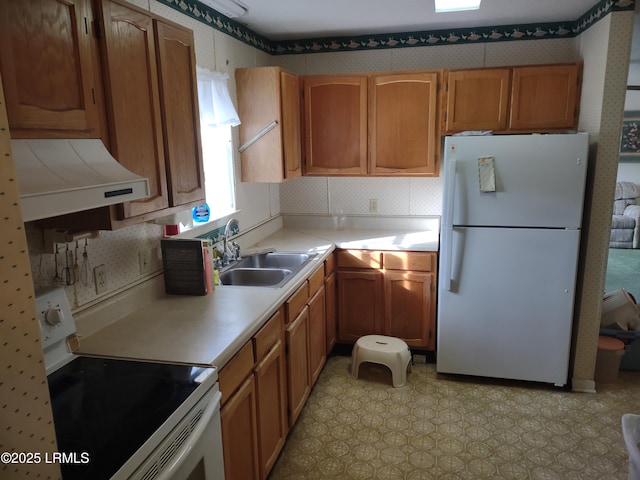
47,356 -> 215,480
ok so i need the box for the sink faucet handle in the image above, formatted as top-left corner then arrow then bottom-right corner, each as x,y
231,241 -> 241,260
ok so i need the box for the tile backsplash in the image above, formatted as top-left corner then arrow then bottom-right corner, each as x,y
26,222 -> 165,309
280,177 -> 443,216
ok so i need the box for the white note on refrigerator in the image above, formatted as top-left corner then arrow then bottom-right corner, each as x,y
478,156 -> 496,192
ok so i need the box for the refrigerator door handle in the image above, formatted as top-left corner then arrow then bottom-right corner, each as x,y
442,158 -> 457,291
443,225 -> 454,291
442,158 -> 457,228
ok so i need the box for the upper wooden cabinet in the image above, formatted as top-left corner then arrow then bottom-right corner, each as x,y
99,0 -> 168,218
444,63 -> 581,134
369,72 -> 439,175
303,75 -> 368,175
510,64 -> 581,130
155,21 -> 205,208
98,0 -> 204,220
302,72 -> 441,177
16,0 -> 205,229
236,67 -> 302,183
444,68 -> 511,133
0,0 -> 103,138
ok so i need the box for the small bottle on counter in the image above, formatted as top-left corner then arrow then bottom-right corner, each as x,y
213,256 -> 221,286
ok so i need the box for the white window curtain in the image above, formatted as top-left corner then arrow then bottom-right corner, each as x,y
196,67 -> 239,218
196,67 -> 240,127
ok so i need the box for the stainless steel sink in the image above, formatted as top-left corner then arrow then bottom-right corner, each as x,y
234,252 -> 312,269
219,251 -> 316,288
219,268 -> 292,287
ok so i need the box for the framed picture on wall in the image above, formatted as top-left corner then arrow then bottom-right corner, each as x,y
620,110 -> 640,162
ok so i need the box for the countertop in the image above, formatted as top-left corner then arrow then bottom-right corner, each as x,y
75,223 -> 439,369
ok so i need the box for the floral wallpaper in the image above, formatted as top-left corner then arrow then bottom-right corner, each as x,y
158,0 -> 635,55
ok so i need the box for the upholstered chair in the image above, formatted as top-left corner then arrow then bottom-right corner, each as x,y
611,181 -> 640,248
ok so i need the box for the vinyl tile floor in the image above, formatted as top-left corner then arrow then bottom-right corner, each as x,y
269,354 -> 640,480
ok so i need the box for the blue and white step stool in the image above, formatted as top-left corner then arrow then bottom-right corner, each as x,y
351,335 -> 412,387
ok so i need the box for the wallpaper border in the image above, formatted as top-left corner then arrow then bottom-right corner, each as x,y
157,0 -> 635,55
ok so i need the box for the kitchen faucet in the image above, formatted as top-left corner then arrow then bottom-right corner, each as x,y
222,218 -> 240,265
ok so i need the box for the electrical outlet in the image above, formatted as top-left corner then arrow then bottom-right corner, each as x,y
94,265 -> 108,295
369,198 -> 379,213
139,249 -> 152,275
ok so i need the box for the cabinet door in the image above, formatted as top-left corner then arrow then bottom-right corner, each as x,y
509,64 -> 580,130
0,0 -> 102,138
303,75 -> 367,175
98,0 -> 168,218
254,338 -> 288,480
308,285 -> 326,386
281,70 -> 303,181
285,306 -> 310,427
221,375 -> 260,480
337,270 -> 383,342
384,271 -> 433,349
369,72 -> 439,175
236,67 -> 301,183
444,69 -> 510,133
325,271 -> 337,354
155,21 -> 205,207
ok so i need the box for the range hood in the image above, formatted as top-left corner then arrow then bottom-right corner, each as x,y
11,139 -> 150,222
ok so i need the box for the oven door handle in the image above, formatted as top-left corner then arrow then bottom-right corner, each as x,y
155,390 -> 221,480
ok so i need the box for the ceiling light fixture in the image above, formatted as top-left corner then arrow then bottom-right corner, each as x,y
198,0 -> 248,18
435,0 -> 481,13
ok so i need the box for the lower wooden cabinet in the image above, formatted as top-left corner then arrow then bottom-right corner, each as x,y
253,308 -> 288,480
337,249 -> 437,349
220,310 -> 288,480
384,271 -> 433,347
308,285 -> 327,385
220,259 -> 332,478
285,305 -> 310,427
284,264 -> 328,426
220,342 -> 260,480
254,343 -> 287,478
337,270 -> 383,342
221,376 -> 259,480
325,268 -> 337,354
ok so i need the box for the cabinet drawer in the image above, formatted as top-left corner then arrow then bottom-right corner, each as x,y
337,250 -> 382,269
383,251 -> 435,272
286,281 -> 309,323
219,341 -> 255,406
253,308 -> 284,362
308,265 -> 325,296
324,253 -> 335,275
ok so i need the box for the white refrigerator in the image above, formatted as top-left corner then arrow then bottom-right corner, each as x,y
437,133 -> 589,386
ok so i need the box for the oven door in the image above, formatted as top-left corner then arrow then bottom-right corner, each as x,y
129,386 -> 225,480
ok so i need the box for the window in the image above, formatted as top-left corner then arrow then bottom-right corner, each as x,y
196,68 -> 240,221
201,123 -> 235,218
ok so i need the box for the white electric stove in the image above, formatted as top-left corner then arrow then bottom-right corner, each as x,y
36,287 -> 225,480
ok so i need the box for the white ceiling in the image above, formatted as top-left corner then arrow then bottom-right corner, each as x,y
236,0 -> 603,41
